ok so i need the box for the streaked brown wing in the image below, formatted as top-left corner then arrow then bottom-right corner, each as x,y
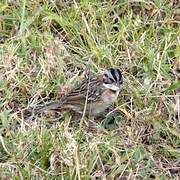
65,74 -> 104,104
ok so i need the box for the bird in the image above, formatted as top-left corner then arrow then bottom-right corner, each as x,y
30,68 -> 123,117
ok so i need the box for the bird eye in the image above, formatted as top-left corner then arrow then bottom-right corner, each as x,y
103,76 -> 108,84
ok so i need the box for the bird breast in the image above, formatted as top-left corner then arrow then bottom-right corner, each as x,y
101,89 -> 119,104
89,89 -> 119,116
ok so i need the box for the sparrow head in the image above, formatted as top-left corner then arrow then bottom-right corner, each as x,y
103,68 -> 123,91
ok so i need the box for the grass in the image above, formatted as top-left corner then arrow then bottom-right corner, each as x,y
0,0 -> 180,179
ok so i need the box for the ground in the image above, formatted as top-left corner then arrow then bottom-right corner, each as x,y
0,0 -> 180,179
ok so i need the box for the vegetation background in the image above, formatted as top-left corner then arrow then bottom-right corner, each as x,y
0,0 -> 180,179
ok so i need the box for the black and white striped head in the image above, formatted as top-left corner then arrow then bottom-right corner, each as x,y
103,68 -> 123,91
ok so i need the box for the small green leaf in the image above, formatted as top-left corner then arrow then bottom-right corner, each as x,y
0,110 -> 11,128
167,149 -> 180,159
165,80 -> 180,94
132,147 -> 141,162
175,45 -> 180,58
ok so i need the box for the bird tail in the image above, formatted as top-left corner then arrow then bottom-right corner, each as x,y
33,101 -> 61,115
21,100 -> 62,118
